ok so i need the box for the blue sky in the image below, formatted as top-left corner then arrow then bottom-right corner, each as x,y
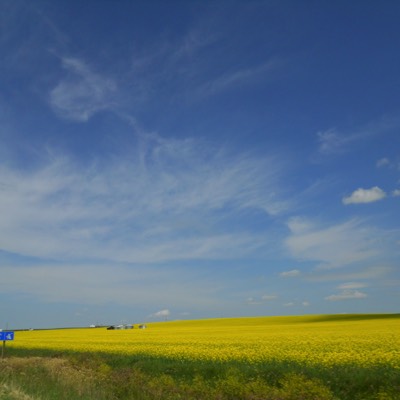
1,0 -> 399,329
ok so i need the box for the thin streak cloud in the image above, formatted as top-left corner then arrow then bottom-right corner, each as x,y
285,218 -> 379,269
49,57 -> 117,121
0,134 -> 286,263
198,58 -> 282,97
317,117 -> 400,155
325,290 -> 367,301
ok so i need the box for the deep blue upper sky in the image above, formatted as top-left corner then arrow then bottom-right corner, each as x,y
1,0 -> 399,328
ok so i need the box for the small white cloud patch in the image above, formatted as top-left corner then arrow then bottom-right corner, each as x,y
325,290 -> 367,301
376,158 -> 390,168
246,295 -> 277,305
285,218 -> 379,270
151,309 -> 170,318
283,302 -> 295,307
317,129 -> 345,154
261,295 -> 277,301
280,269 -> 300,278
342,186 -> 386,205
337,282 -> 367,290
246,297 -> 261,305
49,57 -> 116,122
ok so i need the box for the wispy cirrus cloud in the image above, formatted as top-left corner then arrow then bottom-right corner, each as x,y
324,281 -> 369,302
337,282 -> 368,290
246,294 -> 277,305
49,57 -> 116,121
280,269 -> 301,278
317,129 -> 347,155
126,19 -> 282,105
0,133 -> 286,264
285,217 -> 379,270
317,116 -> 400,155
198,58 -> 282,97
245,297 -> 261,305
325,289 -> 367,301
376,157 -> 390,168
307,266 -> 392,282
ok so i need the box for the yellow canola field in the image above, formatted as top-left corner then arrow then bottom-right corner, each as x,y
9,315 -> 400,368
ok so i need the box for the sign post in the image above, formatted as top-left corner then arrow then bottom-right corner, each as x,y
0,331 -> 14,359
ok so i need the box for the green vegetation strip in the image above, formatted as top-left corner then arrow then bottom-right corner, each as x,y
2,348 -> 399,400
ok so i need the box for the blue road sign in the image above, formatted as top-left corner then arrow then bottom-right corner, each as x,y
0,332 -> 14,341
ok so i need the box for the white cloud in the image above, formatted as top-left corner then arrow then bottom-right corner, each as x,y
198,58 -> 281,97
246,294 -> 277,305
376,158 -> 390,168
393,189 -> 400,197
280,269 -> 301,278
325,290 -> 367,301
317,117 -> 400,155
317,129 -> 347,155
286,217 -> 313,234
337,282 -> 367,290
150,309 -> 171,319
307,266 -> 392,282
302,301 -> 310,306
261,295 -> 277,301
49,57 -> 116,121
0,134 -> 286,264
246,297 -> 261,305
285,218 -> 378,269
342,186 -> 386,205
283,302 -> 294,307
324,282 -> 370,302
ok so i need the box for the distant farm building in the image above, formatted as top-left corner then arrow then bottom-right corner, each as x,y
107,324 -> 134,330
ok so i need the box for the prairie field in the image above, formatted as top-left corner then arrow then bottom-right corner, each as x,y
1,314 -> 399,399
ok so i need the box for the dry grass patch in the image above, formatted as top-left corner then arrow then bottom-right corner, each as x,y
0,357 -> 105,400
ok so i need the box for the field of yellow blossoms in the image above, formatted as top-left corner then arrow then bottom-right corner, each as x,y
8,314 -> 400,368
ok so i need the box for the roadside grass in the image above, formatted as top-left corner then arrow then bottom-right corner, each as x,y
2,350 -> 400,399
0,357 -> 106,400
0,381 -> 36,400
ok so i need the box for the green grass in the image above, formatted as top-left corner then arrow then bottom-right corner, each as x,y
2,349 -> 400,400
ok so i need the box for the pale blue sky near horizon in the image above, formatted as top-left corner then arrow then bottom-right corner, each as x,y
1,0 -> 399,329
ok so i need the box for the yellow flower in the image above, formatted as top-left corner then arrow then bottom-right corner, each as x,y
10,315 -> 400,368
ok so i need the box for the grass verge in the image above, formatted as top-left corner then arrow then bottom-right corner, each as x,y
1,348 -> 399,399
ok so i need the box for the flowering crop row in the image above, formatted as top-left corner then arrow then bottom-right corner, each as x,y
9,315 -> 400,368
